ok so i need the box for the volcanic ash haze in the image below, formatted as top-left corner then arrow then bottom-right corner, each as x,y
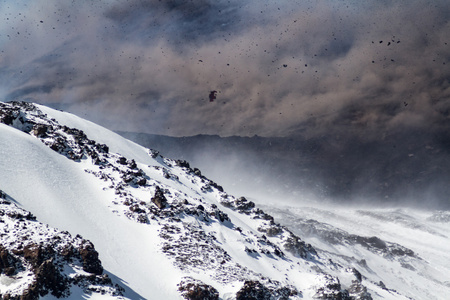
0,1 -> 449,139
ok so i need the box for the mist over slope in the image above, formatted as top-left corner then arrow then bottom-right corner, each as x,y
117,131 -> 450,209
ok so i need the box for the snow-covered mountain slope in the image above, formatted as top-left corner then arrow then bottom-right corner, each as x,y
0,101 -> 449,299
260,203 -> 450,300
0,191 -> 124,299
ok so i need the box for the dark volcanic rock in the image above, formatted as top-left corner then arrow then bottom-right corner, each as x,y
79,240 -> 103,275
235,197 -> 255,212
32,124 -> 51,137
0,245 -> 20,276
283,233 -> 315,258
118,157 -> 127,165
0,195 -> 123,298
348,280 -> 373,300
175,159 -> 191,169
152,186 -> 168,209
178,277 -> 219,300
23,243 -> 53,268
235,280 -> 297,300
235,281 -> 271,300
33,258 -> 70,298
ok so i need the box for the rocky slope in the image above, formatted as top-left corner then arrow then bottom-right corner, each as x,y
0,190 -> 125,299
0,101 -> 447,299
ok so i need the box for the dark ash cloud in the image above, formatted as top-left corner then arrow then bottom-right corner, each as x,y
0,0 -> 449,140
104,0 -> 246,47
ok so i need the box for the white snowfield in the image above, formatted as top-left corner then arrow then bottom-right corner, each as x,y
261,203 -> 450,300
0,118 -> 180,299
0,102 -> 448,299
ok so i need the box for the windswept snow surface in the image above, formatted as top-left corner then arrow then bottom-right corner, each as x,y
1,101 -> 449,299
2,102 -> 318,298
37,104 -> 157,167
260,203 -> 450,300
0,122 -> 179,299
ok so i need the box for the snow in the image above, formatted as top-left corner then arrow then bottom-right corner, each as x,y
36,104 -> 158,167
0,272 -> 34,296
1,102 -> 449,299
0,123 -> 181,298
261,202 -> 450,300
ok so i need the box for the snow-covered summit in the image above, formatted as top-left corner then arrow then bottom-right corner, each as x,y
0,101 -> 449,299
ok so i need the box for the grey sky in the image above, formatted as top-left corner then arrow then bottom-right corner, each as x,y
1,0 -> 449,138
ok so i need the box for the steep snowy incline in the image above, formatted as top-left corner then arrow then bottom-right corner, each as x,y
36,104 -> 158,167
0,190 -> 126,299
0,114 -> 181,299
2,100 -> 445,299
0,102 -> 325,298
1,123 -> 108,236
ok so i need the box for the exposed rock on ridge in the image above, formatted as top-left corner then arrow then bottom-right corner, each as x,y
0,101 -> 388,299
0,190 -> 124,299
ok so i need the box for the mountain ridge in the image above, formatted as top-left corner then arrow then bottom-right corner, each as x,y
116,129 -> 450,209
0,101 -> 448,299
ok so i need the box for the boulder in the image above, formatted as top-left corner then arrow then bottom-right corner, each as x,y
79,240 -> 103,275
178,278 -> 219,300
151,186 -> 168,209
118,157 -> 127,165
235,197 -> 255,212
32,124 -> 51,137
236,281 -> 271,300
33,258 -> 69,298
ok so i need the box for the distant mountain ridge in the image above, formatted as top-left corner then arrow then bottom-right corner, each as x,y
0,101 -> 448,299
117,129 -> 450,209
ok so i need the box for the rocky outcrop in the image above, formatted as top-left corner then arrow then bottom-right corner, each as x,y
175,159 -> 223,192
27,257 -> 70,299
151,186 -> 168,209
0,102 -> 110,163
234,197 -> 255,213
79,240 -> 103,275
236,281 -> 272,300
314,274 -> 351,300
178,277 -> 219,300
283,233 -> 316,258
348,280 -> 373,300
0,245 -> 20,276
236,280 -> 298,300
0,192 -> 124,299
